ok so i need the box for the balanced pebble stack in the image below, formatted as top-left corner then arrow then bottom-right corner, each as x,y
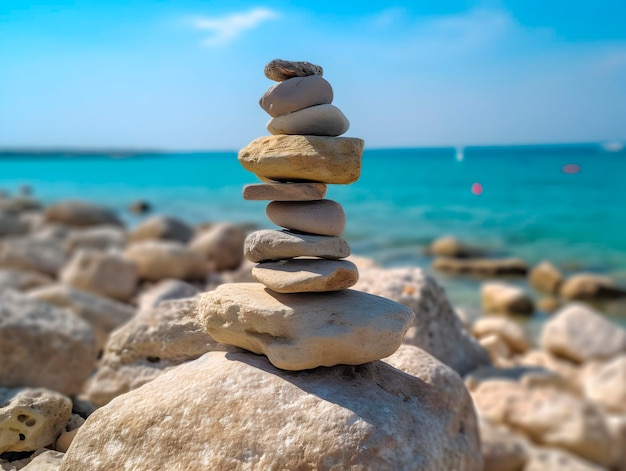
197,59 -> 414,371
241,58 -> 361,293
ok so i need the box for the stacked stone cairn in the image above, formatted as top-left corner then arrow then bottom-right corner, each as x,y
198,59 -> 414,370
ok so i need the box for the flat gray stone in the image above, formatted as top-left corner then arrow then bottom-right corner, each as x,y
266,199 -> 346,236
267,104 -> 349,137
244,229 -> 350,262
252,259 -> 358,293
238,135 -> 363,184
197,283 -> 415,370
260,75 -> 333,117
264,59 -> 323,82
242,182 -> 327,201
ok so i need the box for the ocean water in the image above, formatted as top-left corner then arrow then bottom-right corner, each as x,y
2,144 -> 625,318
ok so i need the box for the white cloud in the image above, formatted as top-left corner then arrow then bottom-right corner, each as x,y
192,8 -> 279,47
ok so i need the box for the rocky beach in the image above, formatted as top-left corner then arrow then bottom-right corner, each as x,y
1,59 -> 626,470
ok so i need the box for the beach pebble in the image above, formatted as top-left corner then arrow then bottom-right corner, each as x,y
266,199 -> 346,236
0,269 -> 53,292
540,303 -> 626,363
238,135 -> 363,184
21,449 -> 65,470
267,104 -> 349,137
523,447 -> 607,471
470,378 -> 612,467
252,259 -> 358,293
529,261 -> 563,295
60,249 -> 138,302
27,284 -> 135,351
472,316 -> 530,354
427,235 -> 481,258
44,200 -> 122,228
0,212 -> 29,237
55,428 -> 79,453
264,58 -> 323,82
242,182 -> 327,201
478,418 -> 529,471
260,75 -> 333,117
354,266 -> 491,376
0,237 -> 69,277
479,334 -> 512,364
82,298 -> 237,407
0,196 -> 42,213
197,283 -> 414,370
189,222 -> 246,272
560,273 -> 626,301
606,415 -> 626,471
0,290 -> 97,395
123,240 -> 207,281
581,354 -> 626,413
481,282 -> 534,316
61,349 -> 481,471
516,349 -> 582,392
137,279 -> 200,311
129,215 -> 194,244
128,199 -> 151,214
538,296 -> 562,313
65,225 -> 128,252
0,387 -> 72,454
244,229 -> 350,263
433,257 -> 529,276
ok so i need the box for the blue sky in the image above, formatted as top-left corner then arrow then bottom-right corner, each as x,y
1,0 -> 625,150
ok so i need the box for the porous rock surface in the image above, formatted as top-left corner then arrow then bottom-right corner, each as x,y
354,266 -> 490,376
61,350 -> 483,471
0,387 -> 72,454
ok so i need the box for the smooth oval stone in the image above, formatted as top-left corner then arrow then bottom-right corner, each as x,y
267,104 -> 349,137
252,259 -> 359,293
260,75 -> 333,118
264,59 -> 323,82
242,183 -> 327,201
197,283 -> 415,370
238,135 -> 363,184
244,229 -> 350,262
266,200 -> 345,236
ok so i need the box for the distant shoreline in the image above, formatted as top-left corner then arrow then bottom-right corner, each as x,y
0,141 -> 623,158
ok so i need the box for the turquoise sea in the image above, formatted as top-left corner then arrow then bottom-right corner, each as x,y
2,144 -> 625,318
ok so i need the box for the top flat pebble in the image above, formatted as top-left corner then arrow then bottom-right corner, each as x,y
265,59 -> 323,82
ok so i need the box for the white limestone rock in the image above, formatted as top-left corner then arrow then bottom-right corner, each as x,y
197,282 -> 414,370
61,350 -> 483,470
0,387 -> 72,454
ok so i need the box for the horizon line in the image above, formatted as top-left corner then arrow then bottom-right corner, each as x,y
0,139 -> 624,155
